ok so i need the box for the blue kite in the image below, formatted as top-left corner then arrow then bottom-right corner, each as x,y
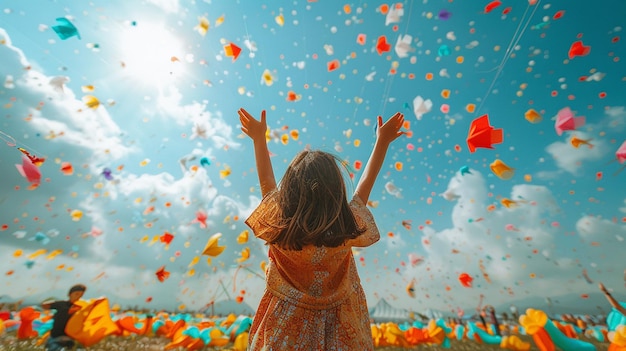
52,17 -> 81,40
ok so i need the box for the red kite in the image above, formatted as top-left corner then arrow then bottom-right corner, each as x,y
568,40 -> 590,59
18,147 -> 45,166
327,59 -> 340,72
224,42 -> 242,61
60,162 -> 74,175
376,35 -> 391,55
466,114 -> 503,152
458,273 -> 473,287
286,90 -> 301,101
160,232 -> 174,245
155,265 -> 170,282
484,0 -> 502,13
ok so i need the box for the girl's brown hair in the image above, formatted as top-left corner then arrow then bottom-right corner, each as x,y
263,150 -> 366,250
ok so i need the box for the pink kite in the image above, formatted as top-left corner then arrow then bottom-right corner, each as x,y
15,155 -> 41,186
192,210 -> 208,228
616,141 -> 626,164
555,107 -> 585,135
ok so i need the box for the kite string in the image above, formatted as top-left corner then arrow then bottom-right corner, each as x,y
232,264 -> 265,292
232,265 -> 243,292
379,0 -> 414,118
475,1 -> 541,115
379,71 -> 396,118
352,0 -> 367,126
0,129 -> 17,147
242,266 -> 265,280
241,12 -> 264,106
501,1 -> 541,68
402,0 -> 415,37
474,6 -> 530,114
0,128 -> 49,159
218,279 -> 232,300
348,0 -> 368,123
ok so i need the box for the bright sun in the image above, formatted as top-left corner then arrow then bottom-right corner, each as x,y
118,22 -> 186,86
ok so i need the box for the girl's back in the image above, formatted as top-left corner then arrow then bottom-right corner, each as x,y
246,195 -> 379,350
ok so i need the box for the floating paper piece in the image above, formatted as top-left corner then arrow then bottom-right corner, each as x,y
490,159 -> 514,180
466,114 -> 503,152
52,17 -> 81,40
224,42 -> 242,61
555,107 -> 585,136
394,34 -> 413,58
413,96 -> 432,120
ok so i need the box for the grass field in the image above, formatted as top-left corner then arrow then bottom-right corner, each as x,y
0,332 -> 611,351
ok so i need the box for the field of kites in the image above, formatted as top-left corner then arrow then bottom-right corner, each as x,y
0,297 -> 624,351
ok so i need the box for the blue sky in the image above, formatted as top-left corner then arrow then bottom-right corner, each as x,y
1,0 -> 625,315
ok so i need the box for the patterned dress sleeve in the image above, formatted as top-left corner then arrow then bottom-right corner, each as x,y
345,195 -> 380,247
244,190 -> 280,242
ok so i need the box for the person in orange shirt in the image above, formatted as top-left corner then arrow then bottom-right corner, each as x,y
238,108 -> 404,350
41,284 -> 86,351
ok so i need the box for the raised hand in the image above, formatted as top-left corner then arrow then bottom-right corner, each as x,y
376,112 -> 405,145
354,112 -> 406,204
239,107 -> 276,196
238,108 -> 267,142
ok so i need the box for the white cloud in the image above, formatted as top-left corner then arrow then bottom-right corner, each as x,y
0,28 -> 266,310
155,86 -> 240,150
365,169 -> 625,313
146,0 -> 180,13
544,106 -> 625,175
534,170 -> 563,181
545,131 -> 609,175
0,30 -> 137,173
601,106 -> 626,132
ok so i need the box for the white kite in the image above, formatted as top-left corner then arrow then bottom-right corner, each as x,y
394,34 -> 413,58
413,96 -> 433,120
385,5 -> 404,26
384,181 -> 403,198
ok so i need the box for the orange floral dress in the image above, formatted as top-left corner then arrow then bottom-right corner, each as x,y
245,194 -> 380,351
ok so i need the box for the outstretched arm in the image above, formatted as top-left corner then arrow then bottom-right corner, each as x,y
599,282 -> 626,316
238,108 -> 276,196
354,112 -> 405,204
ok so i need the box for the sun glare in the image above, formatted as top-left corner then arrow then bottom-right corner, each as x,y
118,22 -> 186,86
